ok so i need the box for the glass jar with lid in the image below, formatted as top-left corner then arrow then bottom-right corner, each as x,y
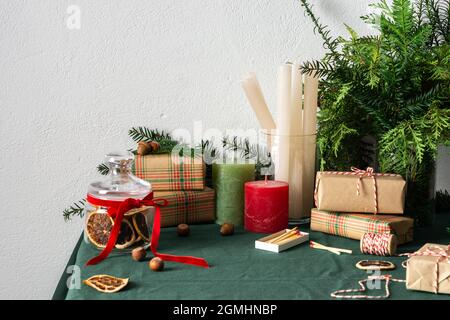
83,151 -> 154,250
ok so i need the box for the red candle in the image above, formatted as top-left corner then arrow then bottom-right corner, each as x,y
244,180 -> 289,233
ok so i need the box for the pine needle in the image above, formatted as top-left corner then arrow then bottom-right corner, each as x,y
63,199 -> 86,221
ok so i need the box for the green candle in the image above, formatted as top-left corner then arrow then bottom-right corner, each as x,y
213,163 -> 255,226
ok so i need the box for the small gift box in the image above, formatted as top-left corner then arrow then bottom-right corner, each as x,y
154,187 -> 215,227
134,153 -> 205,191
310,209 -> 414,244
314,167 -> 406,214
406,243 -> 450,294
255,229 -> 309,253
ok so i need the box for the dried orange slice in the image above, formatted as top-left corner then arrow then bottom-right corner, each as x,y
124,206 -> 149,217
132,211 -> 151,242
85,211 -> 114,248
115,219 -> 136,249
83,274 -> 129,293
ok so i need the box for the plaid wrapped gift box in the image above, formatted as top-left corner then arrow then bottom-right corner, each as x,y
134,153 -> 205,191
154,187 -> 215,227
310,209 -> 414,244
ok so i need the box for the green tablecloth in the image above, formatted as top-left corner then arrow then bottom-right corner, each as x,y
54,215 -> 450,300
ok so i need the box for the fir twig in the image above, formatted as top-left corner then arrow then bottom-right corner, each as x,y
97,163 -> 109,175
299,0 -> 340,55
63,199 -> 86,221
128,127 -> 172,142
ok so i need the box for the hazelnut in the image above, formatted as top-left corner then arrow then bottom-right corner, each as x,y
137,141 -> 151,155
149,257 -> 164,271
131,247 -> 146,262
149,141 -> 161,153
220,223 -> 234,236
177,223 -> 190,237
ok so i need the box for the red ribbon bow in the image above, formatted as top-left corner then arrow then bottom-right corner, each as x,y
85,192 -> 209,268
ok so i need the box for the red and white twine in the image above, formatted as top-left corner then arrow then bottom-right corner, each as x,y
331,275 -> 405,299
360,233 -> 395,256
314,167 -> 400,214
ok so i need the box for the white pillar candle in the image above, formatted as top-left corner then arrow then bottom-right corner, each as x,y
290,63 -> 303,136
275,63 -> 292,184
302,73 -> 319,219
240,74 -> 276,131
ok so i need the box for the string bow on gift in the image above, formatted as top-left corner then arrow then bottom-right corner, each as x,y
350,166 -> 378,214
351,167 -> 375,196
401,245 -> 450,294
85,192 -> 209,268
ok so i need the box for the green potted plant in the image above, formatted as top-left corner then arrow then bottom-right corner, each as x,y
300,0 -> 450,225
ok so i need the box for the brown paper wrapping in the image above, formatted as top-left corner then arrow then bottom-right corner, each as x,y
406,243 -> 450,294
315,171 -> 406,214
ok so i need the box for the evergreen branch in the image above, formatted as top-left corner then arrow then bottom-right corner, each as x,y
63,199 -> 86,221
414,0 -> 426,26
221,136 -> 265,160
128,127 -> 172,142
97,163 -> 109,175
221,136 -> 272,176
200,139 -> 220,163
155,139 -> 180,153
301,59 -> 334,77
299,0 -> 340,55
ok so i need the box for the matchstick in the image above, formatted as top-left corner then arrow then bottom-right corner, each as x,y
267,227 -> 298,244
275,233 -> 301,245
310,241 -> 352,255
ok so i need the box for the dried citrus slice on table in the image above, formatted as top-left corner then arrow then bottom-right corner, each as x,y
132,211 -> 151,242
115,219 -> 136,249
83,275 -> 129,293
85,211 -> 114,248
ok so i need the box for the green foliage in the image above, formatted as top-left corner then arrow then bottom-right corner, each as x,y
97,163 -> 109,175
63,199 -> 86,221
299,0 -> 450,182
128,127 -> 172,142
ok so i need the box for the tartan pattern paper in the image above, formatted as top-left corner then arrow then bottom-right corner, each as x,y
154,187 -> 215,227
134,154 -> 205,191
310,209 -> 414,244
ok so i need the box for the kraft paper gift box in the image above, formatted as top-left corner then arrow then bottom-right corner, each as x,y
154,187 -> 215,227
406,243 -> 450,294
134,153 -> 205,191
314,169 -> 406,214
310,209 -> 414,244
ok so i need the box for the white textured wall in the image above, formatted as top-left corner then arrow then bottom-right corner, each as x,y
0,0 -> 448,299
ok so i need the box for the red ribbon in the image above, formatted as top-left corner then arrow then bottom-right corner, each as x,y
85,192 -> 209,268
